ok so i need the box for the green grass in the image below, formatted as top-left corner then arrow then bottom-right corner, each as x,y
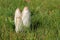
0,0 -> 60,40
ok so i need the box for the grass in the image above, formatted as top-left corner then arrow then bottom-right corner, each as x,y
0,0 -> 60,40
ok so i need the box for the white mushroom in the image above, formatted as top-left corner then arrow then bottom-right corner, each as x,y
22,6 -> 31,27
14,8 -> 23,33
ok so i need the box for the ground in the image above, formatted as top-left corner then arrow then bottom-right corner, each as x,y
0,0 -> 60,40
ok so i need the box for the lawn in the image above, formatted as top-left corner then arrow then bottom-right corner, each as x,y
0,0 -> 60,40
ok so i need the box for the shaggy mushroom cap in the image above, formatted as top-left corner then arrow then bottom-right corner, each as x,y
16,8 -> 21,13
23,6 -> 29,11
